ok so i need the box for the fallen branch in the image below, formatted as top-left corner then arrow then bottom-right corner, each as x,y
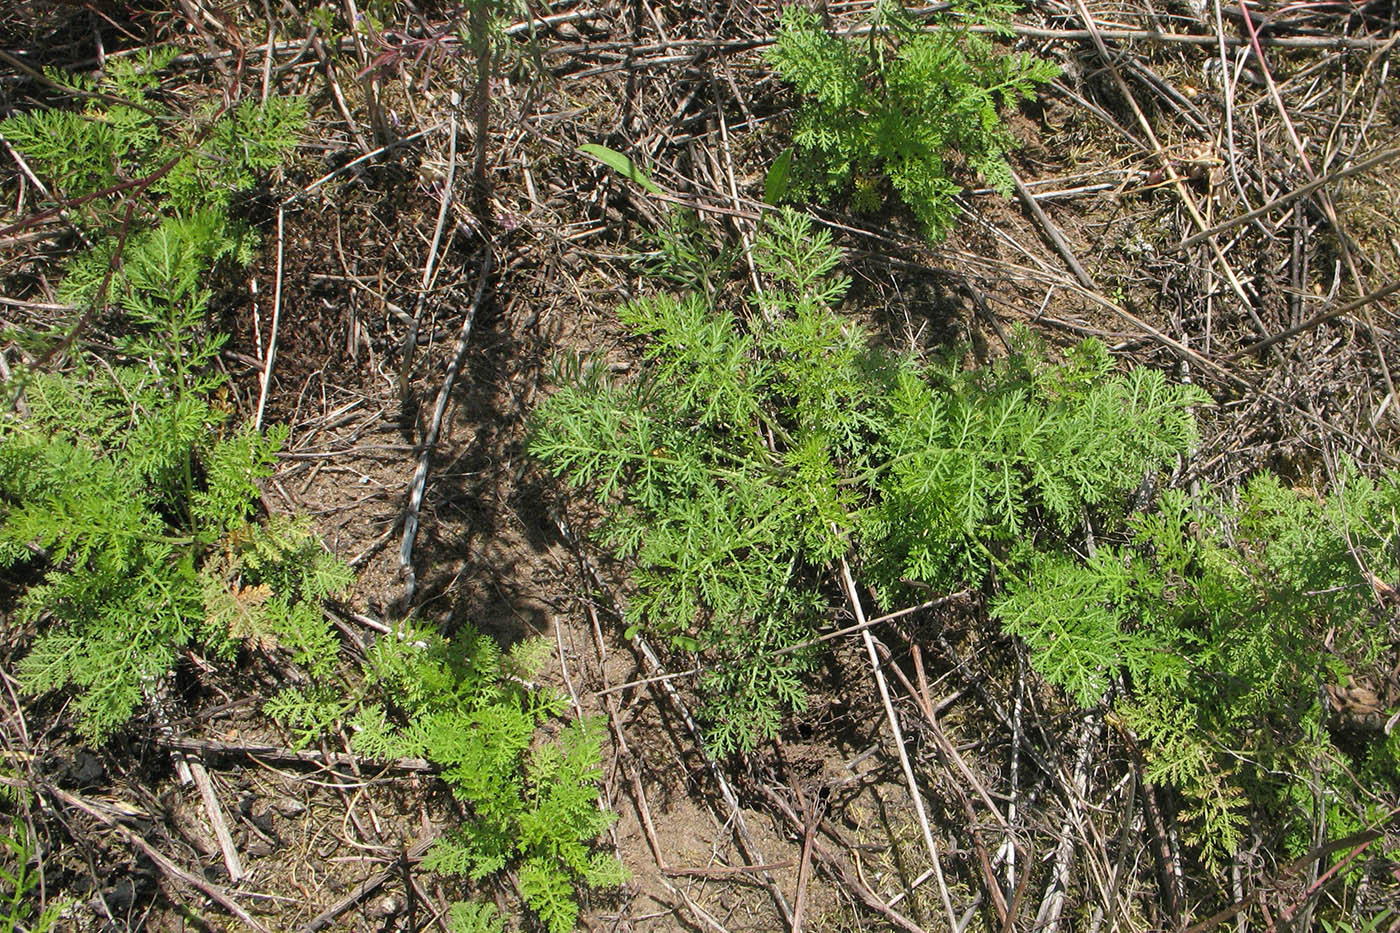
1184,823 -> 1391,933
630,632 -> 798,927
662,860 -> 797,878
1173,146 -> 1400,254
396,94 -> 461,411
399,245 -> 495,605
875,640 -> 1009,927
1010,166 -> 1099,293
839,555 -> 960,931
155,734 -> 435,774
253,206 -> 284,433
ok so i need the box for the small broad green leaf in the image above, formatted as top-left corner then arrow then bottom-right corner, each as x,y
764,149 -> 794,205
577,143 -> 662,195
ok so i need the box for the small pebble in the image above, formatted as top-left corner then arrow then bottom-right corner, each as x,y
271,797 -> 307,818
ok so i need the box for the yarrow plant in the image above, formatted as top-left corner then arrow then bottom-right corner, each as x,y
531,207 -> 1206,752
0,50 -> 334,741
767,0 -> 1057,239
532,207 -> 1400,890
0,816 -> 64,933
3,49 -> 624,932
342,623 -> 625,933
268,620 -> 625,933
994,467 -> 1400,870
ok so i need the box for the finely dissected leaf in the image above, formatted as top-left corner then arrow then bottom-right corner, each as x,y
519,856 -> 580,933
447,902 -> 505,933
619,293 -> 762,428
3,365 -> 346,740
335,621 -> 620,930
532,209 -> 1203,754
994,550 -> 1170,706
534,203 -> 1400,889
767,4 -> 1056,240
577,143 -> 663,195
192,423 -> 287,530
0,817 -> 68,932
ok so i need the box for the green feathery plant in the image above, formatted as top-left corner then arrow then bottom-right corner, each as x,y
268,620 -> 625,933
767,0 -> 1057,240
348,623 -> 624,933
994,468 -> 1400,875
530,208 -> 1206,753
0,817 -> 64,933
530,207 -> 1400,900
0,48 -> 305,323
0,52 -> 338,741
0,366 -> 350,741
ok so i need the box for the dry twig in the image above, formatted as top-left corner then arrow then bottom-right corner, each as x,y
838,555 -> 960,931
399,246 -> 495,605
44,784 -> 271,933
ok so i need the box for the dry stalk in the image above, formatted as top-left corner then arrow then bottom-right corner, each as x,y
1033,715 -> 1102,933
298,833 -> 439,933
253,205 -> 284,433
752,782 -> 932,933
398,244 -> 494,607
629,633 -> 798,927
396,92 -> 461,411
183,754 -> 244,883
838,555 -> 960,931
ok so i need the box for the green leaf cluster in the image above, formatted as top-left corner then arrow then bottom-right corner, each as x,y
530,208 -> 1203,752
0,58 -> 334,742
269,619 -> 626,933
767,1 -> 1057,240
345,622 -> 624,933
0,817 -> 64,933
860,330 -> 1207,600
1,49 -> 304,363
0,365 -> 349,741
994,468 -> 1400,873
1,47 -> 303,244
